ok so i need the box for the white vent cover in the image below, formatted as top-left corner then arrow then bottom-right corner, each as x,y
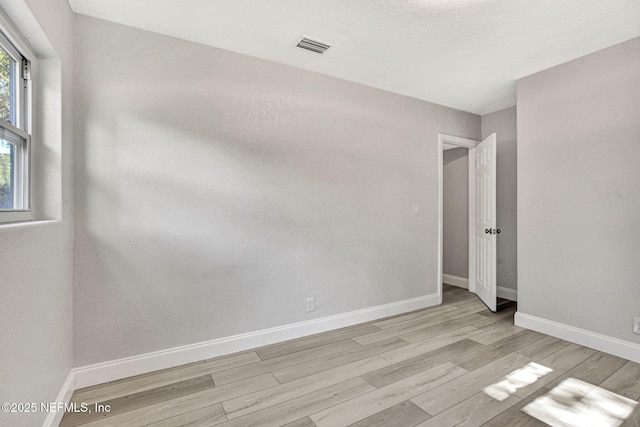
296,36 -> 331,54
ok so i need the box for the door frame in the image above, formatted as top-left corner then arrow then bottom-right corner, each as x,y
437,133 -> 479,304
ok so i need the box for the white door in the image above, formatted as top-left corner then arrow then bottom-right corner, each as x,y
473,134 -> 497,311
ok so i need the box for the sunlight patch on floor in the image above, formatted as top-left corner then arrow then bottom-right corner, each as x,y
522,378 -> 638,427
484,362 -> 553,401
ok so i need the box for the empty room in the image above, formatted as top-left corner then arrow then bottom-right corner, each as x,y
1,0 -> 639,426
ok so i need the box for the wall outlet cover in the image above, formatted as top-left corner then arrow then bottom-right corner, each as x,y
633,317 -> 640,335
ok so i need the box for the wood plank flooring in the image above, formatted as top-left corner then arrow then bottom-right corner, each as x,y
61,285 -> 640,427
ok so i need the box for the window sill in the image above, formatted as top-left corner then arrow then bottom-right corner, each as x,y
0,219 -> 60,234
0,210 -> 34,224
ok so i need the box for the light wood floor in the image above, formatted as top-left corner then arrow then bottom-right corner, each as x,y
61,285 -> 640,427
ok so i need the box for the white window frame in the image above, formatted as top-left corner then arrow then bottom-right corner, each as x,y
0,18 -> 32,224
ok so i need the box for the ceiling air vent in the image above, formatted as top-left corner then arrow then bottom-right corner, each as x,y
296,36 -> 332,54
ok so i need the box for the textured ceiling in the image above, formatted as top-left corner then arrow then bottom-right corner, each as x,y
67,0 -> 640,115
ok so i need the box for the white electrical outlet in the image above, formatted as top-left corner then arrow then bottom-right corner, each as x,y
633,317 -> 640,335
306,297 -> 315,312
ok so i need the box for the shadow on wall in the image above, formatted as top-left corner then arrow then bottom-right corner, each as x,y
72,54 -> 438,363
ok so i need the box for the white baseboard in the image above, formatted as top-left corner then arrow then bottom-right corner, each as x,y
442,275 -> 517,302
442,274 -> 468,289
42,371 -> 75,427
515,312 -> 640,364
497,286 -> 517,301
73,293 -> 440,389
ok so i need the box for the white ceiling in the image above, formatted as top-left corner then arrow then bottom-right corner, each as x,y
67,0 -> 640,115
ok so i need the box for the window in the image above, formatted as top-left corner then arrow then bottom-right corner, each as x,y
0,27 -> 31,223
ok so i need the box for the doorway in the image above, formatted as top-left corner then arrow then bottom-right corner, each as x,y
442,146 -> 469,293
437,133 -> 498,311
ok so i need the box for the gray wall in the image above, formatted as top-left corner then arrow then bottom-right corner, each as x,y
517,37 -> 640,344
0,0 -> 74,426
442,148 -> 469,279
482,106 -> 517,291
73,16 -> 480,366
